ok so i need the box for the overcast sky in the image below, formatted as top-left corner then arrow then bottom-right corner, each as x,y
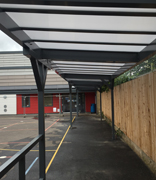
0,30 -> 22,51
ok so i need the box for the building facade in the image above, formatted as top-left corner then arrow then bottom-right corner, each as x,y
0,51 -> 96,115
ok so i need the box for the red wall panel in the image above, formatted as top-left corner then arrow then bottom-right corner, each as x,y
85,92 -> 95,112
17,94 -> 61,114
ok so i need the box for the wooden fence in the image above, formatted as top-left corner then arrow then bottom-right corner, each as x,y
102,71 -> 156,163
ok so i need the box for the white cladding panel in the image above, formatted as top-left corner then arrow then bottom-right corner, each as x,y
0,52 -> 67,86
0,94 -> 16,114
0,53 -> 55,75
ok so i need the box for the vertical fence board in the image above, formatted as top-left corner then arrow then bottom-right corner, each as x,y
101,71 -> 156,163
153,72 -> 156,162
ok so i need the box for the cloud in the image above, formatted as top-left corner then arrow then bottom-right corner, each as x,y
0,31 -> 22,51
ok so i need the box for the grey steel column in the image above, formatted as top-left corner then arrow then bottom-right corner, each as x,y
59,93 -> 61,115
76,89 -> 79,116
111,79 -> 115,140
96,91 -> 98,115
38,90 -> 45,178
100,88 -> 102,121
19,156 -> 25,180
24,96 -> 26,118
30,58 -> 47,180
69,84 -> 72,127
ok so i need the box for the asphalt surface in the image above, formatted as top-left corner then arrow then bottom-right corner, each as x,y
0,114 -> 156,180
0,114 -> 70,180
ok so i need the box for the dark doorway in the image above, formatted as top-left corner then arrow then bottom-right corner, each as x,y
62,93 -> 85,112
62,95 -> 76,112
78,93 -> 85,113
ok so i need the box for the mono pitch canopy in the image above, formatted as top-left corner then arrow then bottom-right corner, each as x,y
0,1 -> 156,90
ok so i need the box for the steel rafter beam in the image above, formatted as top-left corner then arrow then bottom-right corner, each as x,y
24,39 -> 149,46
12,27 -> 156,35
62,74 -> 112,80
71,83 -> 101,87
2,7 -> 156,17
76,87 -> 98,92
69,81 -> 103,86
42,49 -> 138,62
1,0 -> 156,8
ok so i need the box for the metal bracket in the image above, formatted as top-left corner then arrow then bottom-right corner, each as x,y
30,57 -> 48,91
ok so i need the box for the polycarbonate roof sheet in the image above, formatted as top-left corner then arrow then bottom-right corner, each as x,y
35,42 -> 145,52
58,71 -> 114,75
7,12 -> 156,32
0,2 -> 156,89
51,61 -> 129,66
25,31 -> 156,44
66,78 -> 102,82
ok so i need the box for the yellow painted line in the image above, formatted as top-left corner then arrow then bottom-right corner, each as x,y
72,116 -> 75,123
0,149 -> 56,152
46,116 -> 76,174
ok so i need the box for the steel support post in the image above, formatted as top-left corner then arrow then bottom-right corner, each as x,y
111,79 -> 115,140
76,89 -> 79,116
100,88 -> 102,121
30,58 -> 47,180
38,90 -> 45,179
59,93 -> 61,115
69,84 -> 72,127
19,156 -> 25,180
24,97 -> 26,118
96,91 -> 98,115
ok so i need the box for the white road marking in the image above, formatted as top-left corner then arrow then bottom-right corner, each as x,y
0,156 -> 7,159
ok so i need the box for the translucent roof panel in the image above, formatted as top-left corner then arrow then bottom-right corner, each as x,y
1,3 -> 156,86
35,42 -> 145,52
58,71 -> 114,75
52,64 -> 123,69
66,78 -> 102,82
25,31 -> 156,44
7,12 -> 156,32
52,61 -> 127,66
55,67 -> 117,71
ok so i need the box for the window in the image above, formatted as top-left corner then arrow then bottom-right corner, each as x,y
22,95 -> 30,107
44,94 -> 53,107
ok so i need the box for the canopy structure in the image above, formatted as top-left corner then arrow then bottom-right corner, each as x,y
1,1 -> 156,90
1,1 -> 156,180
